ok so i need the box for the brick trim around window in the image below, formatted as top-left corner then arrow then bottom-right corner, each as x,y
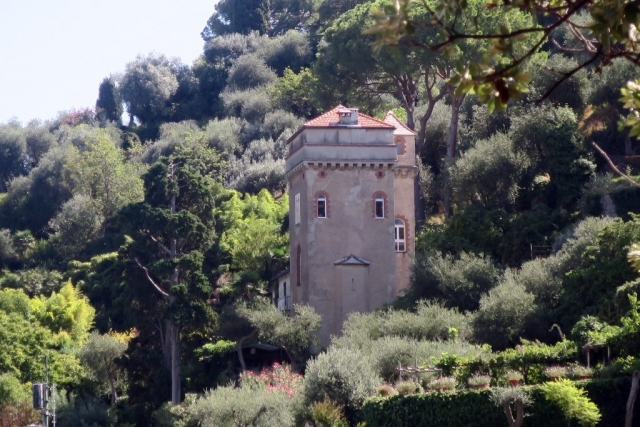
395,214 -> 410,252
314,190 -> 331,218
372,191 -> 388,219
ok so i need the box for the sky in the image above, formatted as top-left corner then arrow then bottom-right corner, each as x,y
0,0 -> 217,125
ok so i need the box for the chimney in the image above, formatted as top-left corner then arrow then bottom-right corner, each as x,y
338,108 -> 359,125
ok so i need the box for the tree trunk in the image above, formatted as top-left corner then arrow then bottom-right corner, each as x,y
443,86 -> 464,219
236,330 -> 257,372
626,370 -> 640,427
502,398 -> 525,427
281,346 -> 298,372
108,372 -> 117,407
168,321 -> 181,405
626,132 -> 634,156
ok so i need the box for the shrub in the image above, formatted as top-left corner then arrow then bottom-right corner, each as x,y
57,394 -> 116,427
240,363 -> 303,397
572,366 -> 594,379
505,370 -> 524,381
377,384 -> 397,398
339,300 -> 473,344
473,277 -> 536,350
544,366 -> 568,380
539,379 -> 601,426
310,398 -> 348,427
429,376 -> 457,392
451,132 -> 528,210
363,377 -> 637,427
468,374 -> 491,388
410,252 -> 501,312
184,386 -> 295,427
396,381 -> 422,396
302,347 -> 380,423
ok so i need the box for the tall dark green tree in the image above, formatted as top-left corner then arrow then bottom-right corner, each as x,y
96,77 -> 123,124
119,144 -> 222,404
201,0 -> 269,39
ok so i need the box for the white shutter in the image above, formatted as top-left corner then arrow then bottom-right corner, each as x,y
295,193 -> 301,225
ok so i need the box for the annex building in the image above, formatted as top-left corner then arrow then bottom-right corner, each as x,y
275,105 -> 417,346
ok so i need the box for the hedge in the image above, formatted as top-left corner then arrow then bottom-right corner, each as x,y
362,378 -> 640,427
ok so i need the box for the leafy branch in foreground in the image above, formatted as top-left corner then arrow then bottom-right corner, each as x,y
366,0 -> 640,114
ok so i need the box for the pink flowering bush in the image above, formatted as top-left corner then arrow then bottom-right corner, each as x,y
240,363 -> 303,397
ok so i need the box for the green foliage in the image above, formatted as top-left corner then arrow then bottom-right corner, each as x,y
227,54 -> 277,91
363,378 -> 631,427
417,207 -> 509,260
311,398 -> 349,427
342,300 -> 472,342
303,347 -> 380,422
0,373 -> 30,406
57,394 -> 117,427
270,68 -> 319,117
609,186 -> 640,220
363,391 -> 506,427
182,386 -> 295,427
30,280 -> 95,347
63,128 -> 144,220
560,217 -> 640,326
79,331 -> 128,404
218,190 -> 288,280
539,379 -> 601,426
237,300 -> 321,367
410,252 -> 501,312
96,76 -> 123,124
48,194 -> 104,260
473,277 -> 535,349
510,105 -> 594,211
452,132 -> 528,209
0,309 -> 84,388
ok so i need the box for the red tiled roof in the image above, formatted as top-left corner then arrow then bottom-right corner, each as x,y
303,105 -> 395,129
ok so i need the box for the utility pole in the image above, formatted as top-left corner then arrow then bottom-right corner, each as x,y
32,354 -> 56,426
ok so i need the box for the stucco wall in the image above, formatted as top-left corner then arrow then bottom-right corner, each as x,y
304,167 -> 397,346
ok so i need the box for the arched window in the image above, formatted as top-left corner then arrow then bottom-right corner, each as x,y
396,142 -> 403,154
317,195 -> 327,218
395,219 -> 406,252
375,195 -> 385,218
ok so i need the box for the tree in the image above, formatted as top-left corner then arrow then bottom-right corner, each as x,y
24,122 -> 56,169
367,0 -> 640,117
63,129 -> 144,220
410,251 -> 501,312
79,332 -> 128,407
49,194 -> 104,260
539,379 -> 601,426
510,105 -> 595,210
472,277 -> 536,349
30,281 -> 96,348
201,0 -> 269,39
218,189 -> 288,282
202,0 -> 318,39
451,132 -> 528,209
226,54 -> 278,91
237,300 -> 321,370
0,125 -> 28,192
0,144 -> 74,234
119,150 -> 221,404
96,76 -> 123,124
119,53 -> 180,126
316,0 -> 443,141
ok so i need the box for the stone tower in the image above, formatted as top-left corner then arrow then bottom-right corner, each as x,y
284,106 -> 416,346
